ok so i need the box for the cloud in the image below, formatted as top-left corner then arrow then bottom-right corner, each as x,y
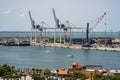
18,13 -> 25,17
1,9 -> 11,14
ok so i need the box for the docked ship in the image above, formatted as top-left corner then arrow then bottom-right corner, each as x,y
3,39 -> 30,46
3,39 -> 19,46
19,40 -> 30,46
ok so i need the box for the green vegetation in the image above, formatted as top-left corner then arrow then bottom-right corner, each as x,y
31,68 -> 51,80
99,75 -> 120,80
0,64 -> 120,80
0,64 -> 27,80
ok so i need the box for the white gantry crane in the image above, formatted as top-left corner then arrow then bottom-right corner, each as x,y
52,8 -> 85,44
29,9 -> 106,46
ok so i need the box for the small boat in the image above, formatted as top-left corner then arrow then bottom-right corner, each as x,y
66,54 -> 74,58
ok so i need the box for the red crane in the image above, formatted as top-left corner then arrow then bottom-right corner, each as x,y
89,12 -> 107,31
85,12 -> 107,47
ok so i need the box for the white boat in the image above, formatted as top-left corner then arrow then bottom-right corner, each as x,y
66,54 -> 74,58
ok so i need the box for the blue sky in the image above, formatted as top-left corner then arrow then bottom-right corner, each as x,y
0,0 -> 120,32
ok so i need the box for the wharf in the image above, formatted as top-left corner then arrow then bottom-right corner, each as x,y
30,42 -> 120,52
82,46 -> 120,52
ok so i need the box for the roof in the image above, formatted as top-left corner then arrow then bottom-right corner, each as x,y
58,68 -> 68,75
72,62 -> 78,66
86,69 -> 95,71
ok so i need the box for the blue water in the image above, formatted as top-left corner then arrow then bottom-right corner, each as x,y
0,45 -> 120,70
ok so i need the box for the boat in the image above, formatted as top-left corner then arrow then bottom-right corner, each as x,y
19,40 -> 30,46
3,41 -> 19,46
66,54 -> 74,58
3,39 -> 19,46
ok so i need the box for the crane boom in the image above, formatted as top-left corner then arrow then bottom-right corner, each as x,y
53,8 -> 59,28
89,12 -> 106,31
84,12 -> 106,47
29,10 -> 35,29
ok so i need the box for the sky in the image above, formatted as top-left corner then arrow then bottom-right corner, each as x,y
0,0 -> 120,32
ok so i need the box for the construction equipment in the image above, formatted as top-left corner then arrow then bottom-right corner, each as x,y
29,10 -> 37,42
29,9 -> 106,46
52,8 -> 86,44
83,12 -> 107,47
53,8 -> 65,43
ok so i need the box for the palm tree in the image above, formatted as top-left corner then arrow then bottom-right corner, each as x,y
11,66 -> 15,73
2,64 -> 8,67
56,69 -> 59,77
42,68 -> 51,79
32,68 -> 35,75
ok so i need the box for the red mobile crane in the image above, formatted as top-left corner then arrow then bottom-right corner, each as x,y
85,12 -> 107,47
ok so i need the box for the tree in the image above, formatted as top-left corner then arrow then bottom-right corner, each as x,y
0,67 -> 7,76
36,69 -> 39,74
32,68 -> 36,74
11,66 -> 15,73
100,75 -> 120,80
44,68 -> 51,78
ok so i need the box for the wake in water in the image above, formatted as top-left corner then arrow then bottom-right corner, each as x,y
40,50 -> 50,53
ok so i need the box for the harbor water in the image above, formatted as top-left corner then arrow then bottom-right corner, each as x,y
0,45 -> 120,70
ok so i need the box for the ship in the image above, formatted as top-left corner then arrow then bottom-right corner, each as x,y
19,40 -> 30,46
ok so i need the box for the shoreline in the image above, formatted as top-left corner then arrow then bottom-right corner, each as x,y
30,43 -> 120,52
81,47 -> 120,52
1,42 -> 120,52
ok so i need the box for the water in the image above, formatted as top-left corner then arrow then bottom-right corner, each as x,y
0,45 -> 120,70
